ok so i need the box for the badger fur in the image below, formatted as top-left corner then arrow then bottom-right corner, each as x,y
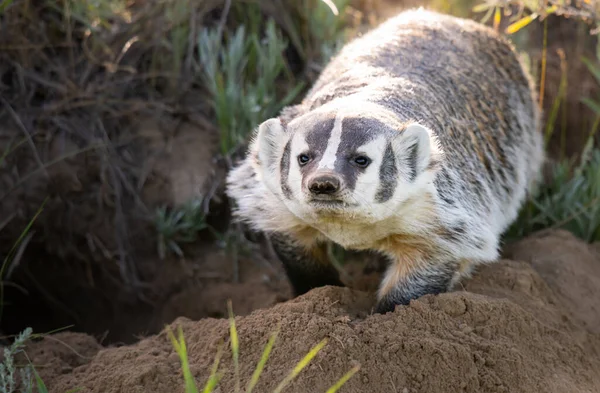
226,9 -> 545,313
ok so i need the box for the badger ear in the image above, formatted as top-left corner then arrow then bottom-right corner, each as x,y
393,123 -> 432,181
255,118 -> 288,170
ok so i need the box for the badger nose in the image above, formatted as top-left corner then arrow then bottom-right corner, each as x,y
308,175 -> 341,195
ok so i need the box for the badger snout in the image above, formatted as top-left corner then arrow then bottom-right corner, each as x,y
307,173 -> 342,195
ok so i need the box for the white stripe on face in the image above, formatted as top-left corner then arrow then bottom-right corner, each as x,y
316,112 -> 344,170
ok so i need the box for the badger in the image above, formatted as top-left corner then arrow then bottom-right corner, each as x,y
225,8 -> 545,313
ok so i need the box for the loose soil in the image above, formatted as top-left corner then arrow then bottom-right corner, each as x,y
2,1 -> 600,391
22,229 -> 600,393
2,0 -> 598,347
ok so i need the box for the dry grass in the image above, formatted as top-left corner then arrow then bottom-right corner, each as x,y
0,0 -> 360,288
2,2 -> 600,392
469,0 -> 600,243
474,0 -> 600,27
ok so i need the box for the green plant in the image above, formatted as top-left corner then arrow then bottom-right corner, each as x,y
0,178 -> 54,393
0,199 -> 47,324
154,197 -> 209,259
148,0 -> 194,91
472,1 -> 598,35
0,328 -> 32,393
0,138 -> 48,392
0,0 -> 15,14
471,0 -> 600,244
502,54 -> 600,244
166,300 -> 360,393
198,17 -> 305,157
580,56 -> 600,143
192,0 -> 353,274
54,0 -> 129,30
304,0 -> 351,64
0,327 -> 82,393
506,147 -> 600,242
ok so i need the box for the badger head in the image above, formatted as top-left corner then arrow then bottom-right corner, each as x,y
252,102 -> 441,228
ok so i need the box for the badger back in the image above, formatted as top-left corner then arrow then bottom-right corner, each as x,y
296,10 -> 543,225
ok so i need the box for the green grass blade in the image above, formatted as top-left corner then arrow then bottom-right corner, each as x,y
30,324 -> 75,338
23,354 -> 50,393
179,328 -> 199,393
0,142 -> 105,203
0,197 -> 47,322
576,123 -> 598,176
582,56 -> 600,86
478,6 -> 495,24
581,97 -> 600,115
544,50 -> 568,146
0,197 -> 47,277
202,375 -> 221,393
0,137 -> 27,166
202,340 -> 224,393
246,325 -> 281,393
34,370 -> 49,393
325,365 -> 360,393
272,338 -> 328,393
167,325 -> 199,393
0,0 -> 14,14
227,300 -> 240,393
278,82 -> 306,110
472,2 -> 492,13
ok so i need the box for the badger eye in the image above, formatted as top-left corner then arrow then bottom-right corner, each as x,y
298,154 -> 311,166
353,155 -> 370,167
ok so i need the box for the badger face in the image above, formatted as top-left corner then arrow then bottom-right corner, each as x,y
253,104 -> 439,228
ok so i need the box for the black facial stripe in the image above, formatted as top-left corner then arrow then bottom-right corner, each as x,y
406,142 -> 419,182
305,115 -> 335,157
375,142 -> 398,203
334,117 -> 384,191
280,140 -> 292,199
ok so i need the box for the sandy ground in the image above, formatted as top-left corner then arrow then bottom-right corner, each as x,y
20,229 -> 600,393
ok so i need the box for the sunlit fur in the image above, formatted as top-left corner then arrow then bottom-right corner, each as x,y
226,8 -> 545,312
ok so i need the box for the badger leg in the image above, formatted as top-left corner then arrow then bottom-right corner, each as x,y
375,255 -> 463,314
269,233 -> 344,296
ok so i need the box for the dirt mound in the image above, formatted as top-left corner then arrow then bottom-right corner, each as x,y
21,230 -> 598,393
21,332 -> 102,377
503,229 -> 600,335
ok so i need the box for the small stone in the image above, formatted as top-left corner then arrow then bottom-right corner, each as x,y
479,327 -> 492,339
437,296 -> 467,316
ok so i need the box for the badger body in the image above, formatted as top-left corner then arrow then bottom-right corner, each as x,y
226,9 -> 545,313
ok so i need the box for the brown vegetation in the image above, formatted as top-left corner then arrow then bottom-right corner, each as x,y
1,1 -> 600,392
